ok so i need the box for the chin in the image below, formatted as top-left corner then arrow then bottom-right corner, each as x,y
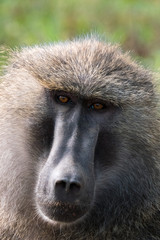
36,201 -> 89,227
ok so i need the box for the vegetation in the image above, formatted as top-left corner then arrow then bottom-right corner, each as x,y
0,0 -> 160,69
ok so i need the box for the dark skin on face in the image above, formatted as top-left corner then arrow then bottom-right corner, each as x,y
36,90 -> 119,223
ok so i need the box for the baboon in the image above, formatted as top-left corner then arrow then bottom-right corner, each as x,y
0,36 -> 160,240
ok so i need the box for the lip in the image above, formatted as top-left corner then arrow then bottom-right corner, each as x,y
37,201 -> 88,223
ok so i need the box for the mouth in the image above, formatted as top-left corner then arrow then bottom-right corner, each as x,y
37,201 -> 88,223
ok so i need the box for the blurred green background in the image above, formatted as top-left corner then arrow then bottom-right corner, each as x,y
0,0 -> 160,69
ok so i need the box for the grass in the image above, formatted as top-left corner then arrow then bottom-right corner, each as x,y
0,0 -> 160,70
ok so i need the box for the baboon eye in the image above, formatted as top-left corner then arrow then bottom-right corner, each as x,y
90,103 -> 104,110
57,95 -> 70,103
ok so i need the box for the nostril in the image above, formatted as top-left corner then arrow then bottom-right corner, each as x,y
70,182 -> 81,192
56,180 -> 67,190
55,179 -> 81,193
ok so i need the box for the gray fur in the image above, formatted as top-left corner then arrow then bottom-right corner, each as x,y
0,36 -> 160,240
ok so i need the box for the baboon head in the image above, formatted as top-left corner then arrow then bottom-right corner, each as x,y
0,36 -> 159,240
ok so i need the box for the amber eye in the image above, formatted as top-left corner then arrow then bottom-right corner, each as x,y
90,103 -> 104,110
58,95 -> 69,103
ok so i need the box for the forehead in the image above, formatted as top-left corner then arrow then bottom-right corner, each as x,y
14,38 -> 152,105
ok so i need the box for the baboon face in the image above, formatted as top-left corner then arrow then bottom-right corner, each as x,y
16,38 -> 155,227
1,37 -> 159,239
34,89 -> 119,223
